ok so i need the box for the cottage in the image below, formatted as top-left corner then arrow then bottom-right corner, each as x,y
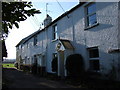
16,2 -> 120,80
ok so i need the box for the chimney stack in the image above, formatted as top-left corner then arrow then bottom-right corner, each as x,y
43,14 -> 52,27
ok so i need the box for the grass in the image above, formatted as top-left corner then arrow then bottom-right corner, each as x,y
2,63 -> 15,68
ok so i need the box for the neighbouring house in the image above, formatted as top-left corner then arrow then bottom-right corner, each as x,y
16,2 -> 120,80
2,59 -> 16,64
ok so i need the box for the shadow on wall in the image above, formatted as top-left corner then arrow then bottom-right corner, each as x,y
87,23 -> 114,32
69,41 -> 119,81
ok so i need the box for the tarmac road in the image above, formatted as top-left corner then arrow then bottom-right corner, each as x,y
2,68 -> 74,89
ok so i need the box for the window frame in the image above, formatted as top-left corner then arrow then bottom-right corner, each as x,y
89,59 -> 100,71
85,3 -> 98,29
87,47 -> 100,71
52,24 -> 58,40
26,42 -> 29,48
34,35 -> 38,46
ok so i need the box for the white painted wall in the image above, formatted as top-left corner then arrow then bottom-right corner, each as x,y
16,2 -> 120,80
45,2 -> 120,77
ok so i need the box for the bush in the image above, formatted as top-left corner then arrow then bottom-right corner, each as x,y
65,54 -> 84,78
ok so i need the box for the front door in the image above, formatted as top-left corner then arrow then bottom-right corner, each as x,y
33,55 -> 38,74
58,51 -> 65,78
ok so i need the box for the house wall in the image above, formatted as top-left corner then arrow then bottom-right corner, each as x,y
46,2 -> 120,76
16,44 -> 23,64
84,2 -> 119,75
16,2 -> 120,80
118,2 -> 120,49
46,40 -> 58,73
117,1 -> 120,80
16,30 -> 48,66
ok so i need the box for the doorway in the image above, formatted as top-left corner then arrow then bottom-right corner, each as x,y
58,51 -> 65,78
32,55 -> 38,74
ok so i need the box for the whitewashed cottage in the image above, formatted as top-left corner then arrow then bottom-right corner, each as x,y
16,2 -> 120,80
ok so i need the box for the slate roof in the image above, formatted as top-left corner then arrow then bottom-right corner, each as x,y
59,39 -> 74,50
16,2 -> 86,47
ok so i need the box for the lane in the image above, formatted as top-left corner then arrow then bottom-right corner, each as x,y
2,68 -> 74,88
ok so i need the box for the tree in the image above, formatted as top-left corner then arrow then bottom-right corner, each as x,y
1,1 -> 41,60
2,1 -> 41,37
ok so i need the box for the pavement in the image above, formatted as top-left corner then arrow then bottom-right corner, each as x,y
2,68 -> 75,89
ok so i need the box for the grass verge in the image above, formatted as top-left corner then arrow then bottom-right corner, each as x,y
2,63 -> 15,68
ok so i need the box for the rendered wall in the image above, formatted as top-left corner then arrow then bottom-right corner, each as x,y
16,2 -> 120,80
46,2 -> 119,76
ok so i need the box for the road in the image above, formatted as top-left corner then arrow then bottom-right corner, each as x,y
2,68 -> 74,89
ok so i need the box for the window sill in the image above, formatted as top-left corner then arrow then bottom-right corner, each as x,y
52,39 -> 58,42
84,23 -> 99,30
88,70 -> 101,73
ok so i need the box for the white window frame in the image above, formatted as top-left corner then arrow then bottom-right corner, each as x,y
52,24 -> 58,40
26,42 -> 29,48
34,35 -> 37,46
85,3 -> 97,28
88,47 -> 100,72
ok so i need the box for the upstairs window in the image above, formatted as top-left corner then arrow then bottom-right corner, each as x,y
34,35 -> 37,46
26,42 -> 29,48
85,3 -> 97,27
53,24 -> 58,40
21,45 -> 24,52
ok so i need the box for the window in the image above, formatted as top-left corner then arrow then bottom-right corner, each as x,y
19,45 -> 22,49
53,24 -> 58,40
34,55 -> 37,64
85,3 -> 97,27
88,47 -> 100,71
21,45 -> 24,52
26,42 -> 29,48
34,35 -> 37,46
89,47 -> 99,58
89,60 -> 100,71
53,53 -> 57,58
25,57 -> 27,64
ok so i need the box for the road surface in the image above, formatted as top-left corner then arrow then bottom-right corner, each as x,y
2,68 -> 74,89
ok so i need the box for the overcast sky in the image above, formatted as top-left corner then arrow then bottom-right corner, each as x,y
5,1 -> 79,59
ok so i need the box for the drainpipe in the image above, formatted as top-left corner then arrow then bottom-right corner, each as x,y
117,2 -> 120,80
44,27 -> 48,76
70,14 -> 75,42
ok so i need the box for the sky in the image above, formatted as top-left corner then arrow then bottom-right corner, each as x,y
5,1 -> 79,59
